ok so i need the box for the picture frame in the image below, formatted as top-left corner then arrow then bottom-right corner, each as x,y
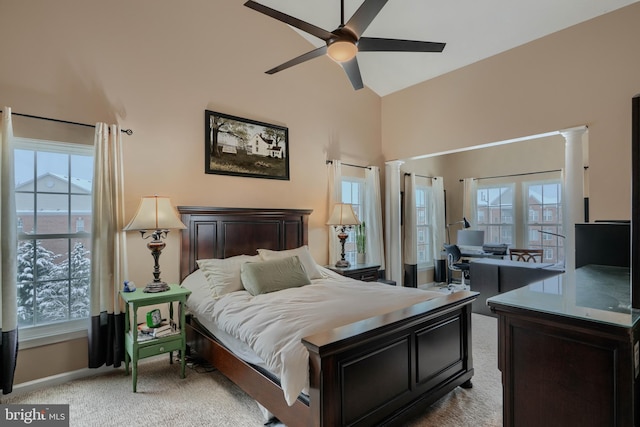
205,110 -> 290,180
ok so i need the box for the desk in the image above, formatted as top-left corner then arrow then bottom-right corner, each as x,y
440,251 -> 504,284
487,265 -> 640,426
461,251 -> 504,259
469,258 -> 562,315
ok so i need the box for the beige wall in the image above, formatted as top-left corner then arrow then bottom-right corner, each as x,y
0,0 -> 381,384
2,0 -> 639,387
383,2 -> 640,222
403,134 -> 566,226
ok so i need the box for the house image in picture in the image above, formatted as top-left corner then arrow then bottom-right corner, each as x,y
247,133 -> 285,159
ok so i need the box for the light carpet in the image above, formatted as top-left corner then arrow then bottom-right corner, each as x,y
2,313 -> 501,426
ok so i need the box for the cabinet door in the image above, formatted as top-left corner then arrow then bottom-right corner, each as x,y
501,315 -> 634,427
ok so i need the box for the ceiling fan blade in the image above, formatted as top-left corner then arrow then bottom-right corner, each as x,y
341,57 -> 364,90
358,37 -> 446,53
343,0 -> 389,38
265,46 -> 328,74
244,1 -> 333,41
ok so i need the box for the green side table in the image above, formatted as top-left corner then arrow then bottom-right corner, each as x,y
120,285 -> 191,392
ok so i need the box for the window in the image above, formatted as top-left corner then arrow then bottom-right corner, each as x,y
476,184 -> 514,245
14,138 -> 93,336
340,177 -> 365,265
525,181 -> 563,264
415,185 -> 432,268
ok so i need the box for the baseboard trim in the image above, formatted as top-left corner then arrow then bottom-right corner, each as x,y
5,355 -> 171,400
8,365 -> 117,399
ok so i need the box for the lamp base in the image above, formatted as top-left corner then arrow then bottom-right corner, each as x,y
143,281 -> 170,293
335,259 -> 350,268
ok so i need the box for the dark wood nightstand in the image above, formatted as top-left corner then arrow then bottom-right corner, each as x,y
326,263 -> 381,282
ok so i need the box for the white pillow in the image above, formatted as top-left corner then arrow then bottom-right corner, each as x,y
180,268 -> 207,293
196,255 -> 260,297
257,245 -> 322,280
180,269 -> 211,311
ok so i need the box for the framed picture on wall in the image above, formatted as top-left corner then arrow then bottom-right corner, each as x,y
205,110 -> 290,180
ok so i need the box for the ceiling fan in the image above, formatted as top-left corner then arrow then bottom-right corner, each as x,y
244,0 -> 446,90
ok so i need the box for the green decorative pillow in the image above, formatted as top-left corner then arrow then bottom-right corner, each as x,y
257,245 -> 322,279
241,256 -> 311,296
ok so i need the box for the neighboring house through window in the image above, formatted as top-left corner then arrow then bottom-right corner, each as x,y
525,181 -> 563,263
474,179 -> 563,264
14,137 -> 93,341
476,184 -> 515,246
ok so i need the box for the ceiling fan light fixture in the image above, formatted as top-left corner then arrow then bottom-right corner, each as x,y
327,40 -> 358,62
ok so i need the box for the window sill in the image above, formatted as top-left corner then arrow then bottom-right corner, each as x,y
19,320 -> 89,349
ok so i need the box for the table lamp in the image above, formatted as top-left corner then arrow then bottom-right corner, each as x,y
327,203 -> 360,268
124,195 -> 186,293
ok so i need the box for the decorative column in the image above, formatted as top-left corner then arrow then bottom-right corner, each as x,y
560,126 -> 588,271
385,160 -> 404,286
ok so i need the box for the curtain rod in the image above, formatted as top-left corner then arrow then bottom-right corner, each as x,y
0,109 -> 133,135
459,168 -> 563,182
325,160 -> 371,169
404,172 -> 435,179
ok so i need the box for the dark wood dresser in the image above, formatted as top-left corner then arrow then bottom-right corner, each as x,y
469,258 -> 563,316
488,265 -> 640,426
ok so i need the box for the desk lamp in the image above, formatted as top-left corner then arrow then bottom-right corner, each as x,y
327,203 -> 360,268
124,195 -> 186,293
446,217 -> 471,244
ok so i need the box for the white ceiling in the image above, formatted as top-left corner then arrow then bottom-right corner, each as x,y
251,0 -> 638,96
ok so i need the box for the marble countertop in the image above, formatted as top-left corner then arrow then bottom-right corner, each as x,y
487,264 -> 640,328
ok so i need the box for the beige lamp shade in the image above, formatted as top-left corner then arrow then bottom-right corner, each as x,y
327,203 -> 360,226
124,196 -> 186,231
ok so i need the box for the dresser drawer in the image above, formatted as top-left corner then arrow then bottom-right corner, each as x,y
138,338 -> 183,359
326,264 -> 381,283
349,270 -> 379,282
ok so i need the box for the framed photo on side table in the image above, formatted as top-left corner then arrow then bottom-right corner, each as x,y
205,110 -> 289,180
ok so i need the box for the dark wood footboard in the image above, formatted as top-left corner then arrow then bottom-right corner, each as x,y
304,290 -> 476,427
186,290 -> 476,427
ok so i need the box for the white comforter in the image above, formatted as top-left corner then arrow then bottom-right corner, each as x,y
192,271 -> 443,405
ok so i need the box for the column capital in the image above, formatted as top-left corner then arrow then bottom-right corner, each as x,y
560,125 -> 588,140
385,160 -> 404,170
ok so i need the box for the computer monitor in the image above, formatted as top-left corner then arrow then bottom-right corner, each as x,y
457,229 -> 485,252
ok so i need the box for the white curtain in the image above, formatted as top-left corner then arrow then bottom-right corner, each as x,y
0,107 -> 18,394
88,123 -> 128,368
462,177 -> 477,226
403,173 -> 417,286
327,160 -> 342,265
431,176 -> 446,257
364,166 -> 385,270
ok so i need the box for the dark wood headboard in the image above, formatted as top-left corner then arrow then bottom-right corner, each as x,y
178,206 -> 312,282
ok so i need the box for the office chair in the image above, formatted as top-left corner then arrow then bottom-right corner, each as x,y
443,244 -> 471,286
509,248 -> 543,263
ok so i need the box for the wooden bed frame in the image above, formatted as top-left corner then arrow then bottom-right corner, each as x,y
178,206 -> 477,427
